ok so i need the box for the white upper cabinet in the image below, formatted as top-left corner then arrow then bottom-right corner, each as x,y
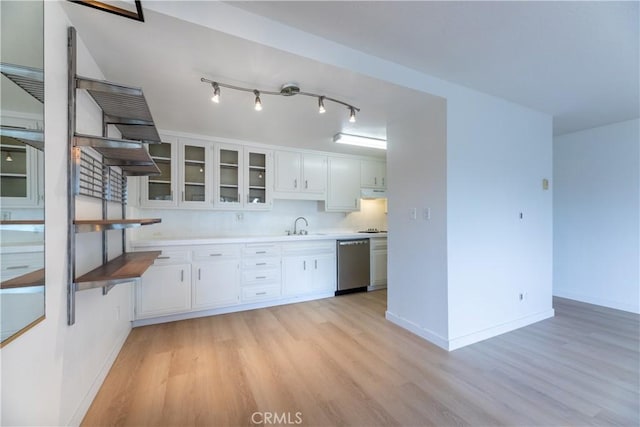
361,159 -> 386,189
179,137 -> 212,208
215,143 -> 273,210
141,136 -> 178,208
326,156 -> 361,212
274,150 -> 327,200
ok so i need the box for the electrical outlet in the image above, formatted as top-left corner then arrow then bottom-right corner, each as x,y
519,292 -> 527,301
542,178 -> 549,190
410,208 -> 417,220
236,212 -> 244,221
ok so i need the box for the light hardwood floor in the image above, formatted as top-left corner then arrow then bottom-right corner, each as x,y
82,291 -> 639,426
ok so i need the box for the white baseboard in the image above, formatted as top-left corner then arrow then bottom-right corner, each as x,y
385,309 -> 555,352
67,326 -> 132,427
553,289 -> 640,314
385,310 -> 449,350
132,291 -> 335,327
447,309 -> 555,351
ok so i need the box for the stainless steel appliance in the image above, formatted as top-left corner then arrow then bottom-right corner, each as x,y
336,239 -> 370,295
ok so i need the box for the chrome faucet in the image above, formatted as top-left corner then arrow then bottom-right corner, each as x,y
293,216 -> 309,235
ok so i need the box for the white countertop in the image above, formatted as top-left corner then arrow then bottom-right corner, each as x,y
0,243 -> 45,254
131,232 -> 387,248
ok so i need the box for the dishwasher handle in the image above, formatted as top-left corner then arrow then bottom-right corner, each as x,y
338,239 -> 369,246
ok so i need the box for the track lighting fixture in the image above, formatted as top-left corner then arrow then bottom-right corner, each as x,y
200,78 -> 359,122
318,96 -> 326,114
211,82 -> 220,103
254,90 -> 262,111
349,107 -> 356,123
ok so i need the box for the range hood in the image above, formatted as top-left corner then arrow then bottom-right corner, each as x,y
361,188 -> 387,199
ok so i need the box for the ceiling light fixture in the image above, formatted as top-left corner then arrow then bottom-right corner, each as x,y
318,96 -> 326,114
201,78 -> 359,122
4,152 -> 13,162
254,90 -> 262,111
349,107 -> 356,123
334,133 -> 387,150
211,82 -> 220,103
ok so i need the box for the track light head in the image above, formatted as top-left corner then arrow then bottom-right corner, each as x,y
349,107 -> 356,123
318,96 -> 326,114
254,90 -> 262,111
211,82 -> 220,103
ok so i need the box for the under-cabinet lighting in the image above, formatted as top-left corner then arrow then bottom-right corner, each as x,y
333,133 -> 386,150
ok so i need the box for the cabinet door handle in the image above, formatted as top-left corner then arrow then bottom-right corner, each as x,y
209,253 -> 222,257
7,265 -> 28,270
256,291 -> 267,296
157,256 -> 170,260
198,268 -> 201,280
180,269 -> 184,282
303,260 -> 306,270
374,177 -> 377,185
182,191 -> 185,201
305,180 -> 308,189
382,177 -> 385,186
314,259 -> 318,269
256,251 -> 267,254
294,178 -> 297,189
354,198 -> 358,208
256,276 -> 266,280
256,262 -> 267,266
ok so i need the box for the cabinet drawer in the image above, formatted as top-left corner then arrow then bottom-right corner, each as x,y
1,252 -> 44,280
193,244 -> 241,260
370,238 -> 387,250
150,249 -> 190,265
281,241 -> 335,256
241,256 -> 280,269
242,244 -> 281,257
241,269 -> 281,285
241,284 -> 281,302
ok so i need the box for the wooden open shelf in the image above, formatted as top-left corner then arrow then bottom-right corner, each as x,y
74,218 -> 161,233
74,251 -> 161,291
1,268 -> 44,289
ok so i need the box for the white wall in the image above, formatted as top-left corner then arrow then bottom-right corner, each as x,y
130,198 -> 387,241
446,89 -> 554,349
554,119 -> 640,313
1,3 -> 133,425
385,98 -> 449,348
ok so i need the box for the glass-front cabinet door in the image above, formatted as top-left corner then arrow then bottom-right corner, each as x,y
244,147 -> 272,210
215,144 -> 242,209
0,138 -> 38,207
180,138 -> 211,207
142,138 -> 177,207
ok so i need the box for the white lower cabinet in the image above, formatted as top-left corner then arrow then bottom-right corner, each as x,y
370,237 -> 388,289
282,242 -> 336,296
192,244 -> 241,309
134,239 -> 337,323
192,259 -> 240,310
136,263 -> 191,319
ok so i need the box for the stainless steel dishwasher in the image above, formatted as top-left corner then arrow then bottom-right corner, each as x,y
336,239 -> 370,295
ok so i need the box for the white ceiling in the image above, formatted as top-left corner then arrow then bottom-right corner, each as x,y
62,3 -> 447,158
230,1 -> 639,135
61,0 -> 638,150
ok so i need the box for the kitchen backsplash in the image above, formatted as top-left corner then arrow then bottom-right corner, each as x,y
129,198 -> 387,240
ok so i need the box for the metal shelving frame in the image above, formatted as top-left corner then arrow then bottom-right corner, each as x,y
0,62 -> 45,150
67,27 -> 162,325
